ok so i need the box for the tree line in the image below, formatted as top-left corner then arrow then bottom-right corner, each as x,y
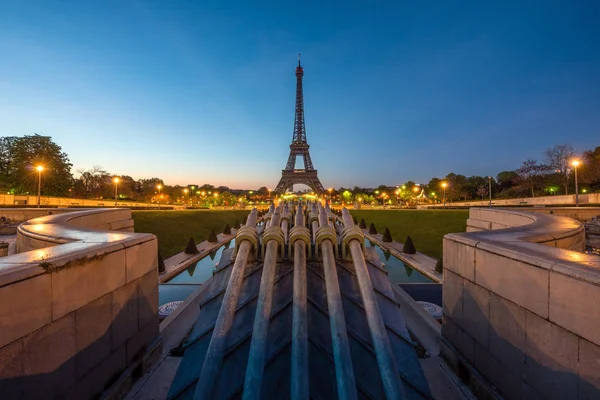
1,135 -> 598,205
333,144 -> 600,204
0,135 -> 271,205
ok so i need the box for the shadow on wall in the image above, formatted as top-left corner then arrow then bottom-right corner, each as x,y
0,278 -> 158,400
443,278 -> 600,400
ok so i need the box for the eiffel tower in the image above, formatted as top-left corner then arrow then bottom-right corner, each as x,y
273,55 -> 325,194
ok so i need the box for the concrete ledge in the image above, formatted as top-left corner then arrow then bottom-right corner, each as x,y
0,208 -> 160,400
443,207 -> 600,399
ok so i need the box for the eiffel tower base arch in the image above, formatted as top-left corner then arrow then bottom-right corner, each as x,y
274,170 -> 325,194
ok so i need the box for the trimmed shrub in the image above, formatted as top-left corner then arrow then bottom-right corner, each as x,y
352,216 -> 358,225
223,223 -> 231,235
184,237 -> 199,254
208,229 -> 218,243
368,223 -> 378,234
359,218 -> 367,229
402,236 -> 416,254
233,219 -> 240,229
382,227 -> 392,242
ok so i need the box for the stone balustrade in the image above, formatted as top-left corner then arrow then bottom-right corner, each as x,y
443,207 -> 600,400
0,208 -> 158,399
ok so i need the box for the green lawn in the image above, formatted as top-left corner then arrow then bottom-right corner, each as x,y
349,210 -> 469,259
132,210 -> 250,257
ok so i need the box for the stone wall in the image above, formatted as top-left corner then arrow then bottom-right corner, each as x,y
0,209 -> 159,399
442,208 -> 600,399
426,192 -> 600,208
0,193 -> 157,208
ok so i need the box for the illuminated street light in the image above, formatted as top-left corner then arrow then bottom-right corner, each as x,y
157,184 -> 163,210
113,177 -> 120,206
183,188 -> 189,207
572,159 -> 581,206
441,182 -> 448,209
36,166 -> 44,208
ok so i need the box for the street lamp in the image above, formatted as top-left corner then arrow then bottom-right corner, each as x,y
113,177 -> 120,206
488,176 -> 492,207
572,159 -> 580,206
157,184 -> 162,210
36,166 -> 44,208
183,188 -> 189,206
441,182 -> 448,209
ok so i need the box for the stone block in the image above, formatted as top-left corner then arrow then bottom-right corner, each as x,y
462,281 -> 490,349
442,317 -> 474,364
125,239 -> 157,283
489,293 -> 526,376
475,249 -> 549,318
0,274 -> 52,348
0,339 -> 24,399
578,338 -> 600,400
138,270 -> 158,329
126,319 -> 159,365
109,219 -> 134,231
525,312 -> 578,400
63,344 -> 126,400
111,280 -> 138,350
75,293 -> 112,378
473,341 -> 522,400
444,239 -> 476,282
86,249 -> 126,303
22,313 -> 77,399
442,270 -> 463,324
549,271 -> 600,346
52,263 -> 89,320
554,233 -> 585,252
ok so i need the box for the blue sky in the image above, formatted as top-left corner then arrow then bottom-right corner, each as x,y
1,1 -> 599,189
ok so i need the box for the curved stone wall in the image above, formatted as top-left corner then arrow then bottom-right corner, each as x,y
443,208 -> 600,399
0,208 -> 158,399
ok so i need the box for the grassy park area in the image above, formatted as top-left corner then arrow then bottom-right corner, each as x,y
132,210 -> 250,257
350,209 -> 469,259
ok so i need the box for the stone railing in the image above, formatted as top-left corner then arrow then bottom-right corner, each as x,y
442,207 -> 599,400
427,192 -> 600,208
0,208 -> 158,399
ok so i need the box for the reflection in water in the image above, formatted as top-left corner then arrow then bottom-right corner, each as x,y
167,239 -> 236,285
365,239 -> 431,283
383,251 -> 391,262
159,239 -> 237,306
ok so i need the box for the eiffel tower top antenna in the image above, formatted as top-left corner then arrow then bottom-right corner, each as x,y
298,53 -> 301,67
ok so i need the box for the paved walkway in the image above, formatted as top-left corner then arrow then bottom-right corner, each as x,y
364,231 -> 442,283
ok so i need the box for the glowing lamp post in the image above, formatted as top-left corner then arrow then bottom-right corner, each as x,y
36,166 -> 44,208
157,184 -> 163,210
572,160 -> 580,207
441,182 -> 448,209
113,177 -> 120,206
488,176 -> 492,207
183,188 -> 189,207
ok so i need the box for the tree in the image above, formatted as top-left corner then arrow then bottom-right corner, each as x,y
544,144 -> 574,194
516,159 -> 549,197
1,135 -> 73,195
476,184 -> 488,200
75,166 -> 110,198
581,146 -> 600,190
